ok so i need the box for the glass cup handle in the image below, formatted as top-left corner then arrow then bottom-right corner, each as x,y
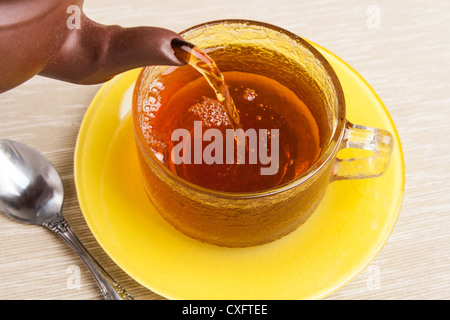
332,121 -> 394,181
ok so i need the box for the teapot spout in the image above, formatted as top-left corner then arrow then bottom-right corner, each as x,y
39,16 -> 186,85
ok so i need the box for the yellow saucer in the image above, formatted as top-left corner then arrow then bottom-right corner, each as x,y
74,44 -> 404,299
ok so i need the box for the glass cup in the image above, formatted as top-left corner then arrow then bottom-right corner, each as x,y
132,20 -> 394,247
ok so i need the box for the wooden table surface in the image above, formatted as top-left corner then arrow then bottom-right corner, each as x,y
1,0 -> 449,300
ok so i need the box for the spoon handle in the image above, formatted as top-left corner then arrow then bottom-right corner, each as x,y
43,215 -> 133,300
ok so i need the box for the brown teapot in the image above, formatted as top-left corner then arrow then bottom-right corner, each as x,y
0,0 -> 186,93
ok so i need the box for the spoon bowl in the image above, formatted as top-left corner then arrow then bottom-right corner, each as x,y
0,139 -> 63,225
0,139 -> 132,300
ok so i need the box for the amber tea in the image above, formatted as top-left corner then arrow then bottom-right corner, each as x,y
137,40 -> 323,192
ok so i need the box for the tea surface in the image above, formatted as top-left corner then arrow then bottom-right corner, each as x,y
138,44 -> 321,192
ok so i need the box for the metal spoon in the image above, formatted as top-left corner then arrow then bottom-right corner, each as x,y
0,139 -> 133,300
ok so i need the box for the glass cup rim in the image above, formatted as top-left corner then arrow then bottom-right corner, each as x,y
132,19 -> 346,199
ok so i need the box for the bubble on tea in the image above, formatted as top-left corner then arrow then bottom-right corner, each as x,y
150,78 -> 165,92
143,77 -> 165,112
188,96 -> 230,127
140,77 -> 169,161
143,93 -> 162,112
243,88 -> 258,101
